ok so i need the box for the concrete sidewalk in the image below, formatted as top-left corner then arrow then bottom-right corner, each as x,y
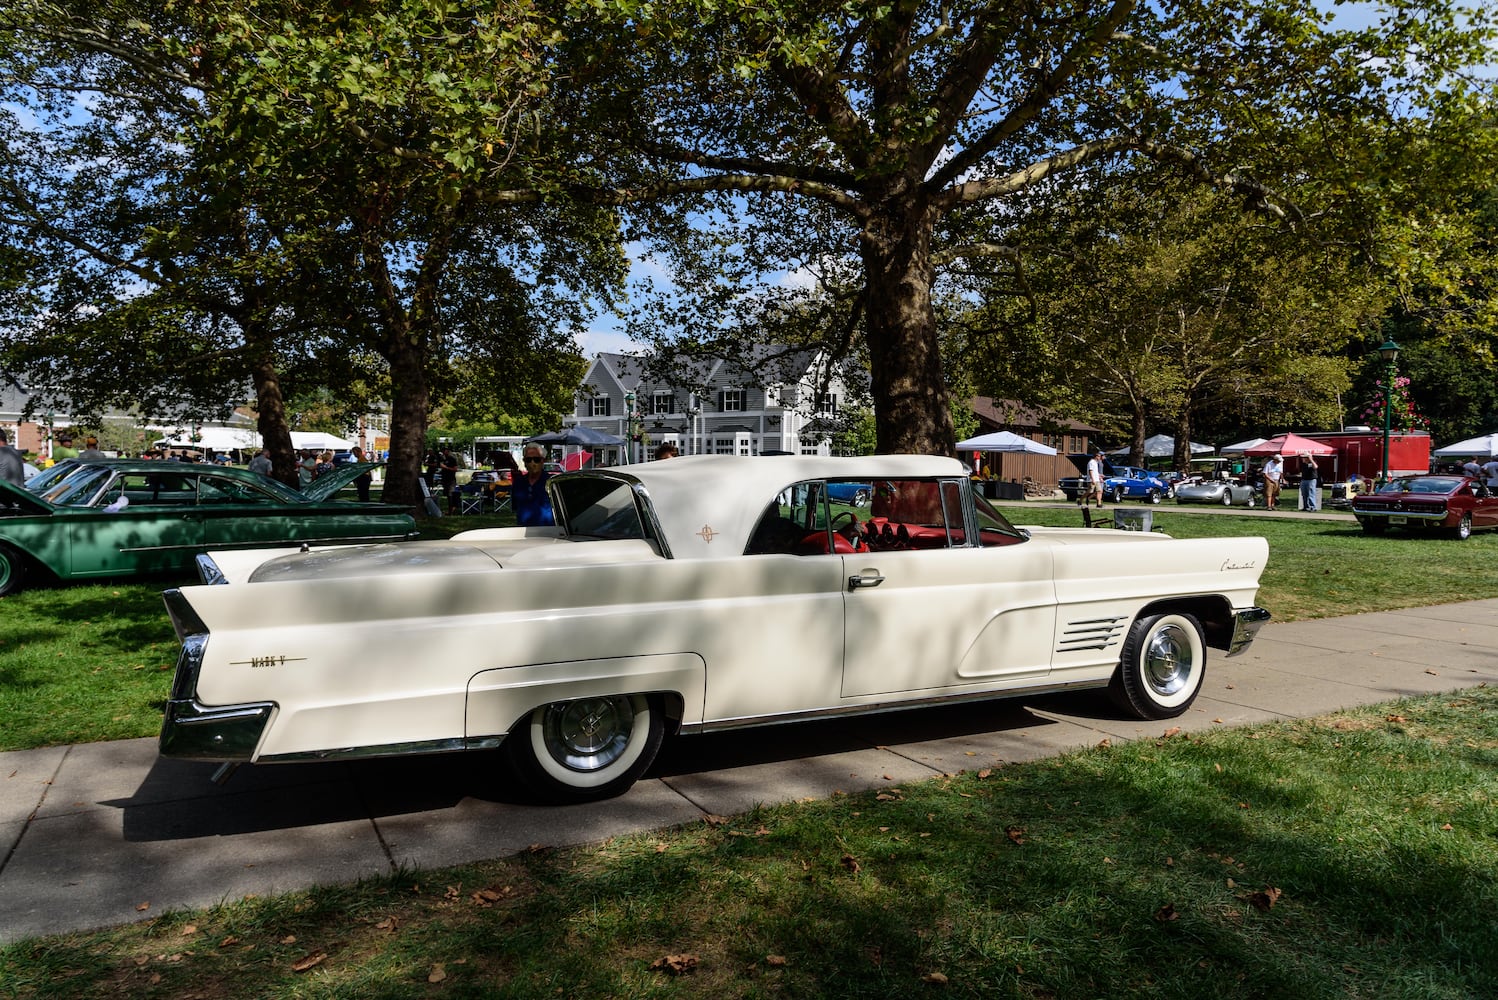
5,599 -> 1498,944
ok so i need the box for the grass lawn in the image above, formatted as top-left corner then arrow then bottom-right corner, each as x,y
4,688 -> 1495,998
3,508 -> 1496,753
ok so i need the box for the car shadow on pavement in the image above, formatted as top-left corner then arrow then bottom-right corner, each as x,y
102,694 -> 1102,840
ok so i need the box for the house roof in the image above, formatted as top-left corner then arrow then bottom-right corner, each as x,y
969,397 -> 1099,434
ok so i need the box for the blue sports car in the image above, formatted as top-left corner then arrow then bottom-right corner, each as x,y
1102,466 -> 1172,504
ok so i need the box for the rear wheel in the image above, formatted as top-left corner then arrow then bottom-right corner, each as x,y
1454,513 -> 1473,541
1148,489 -> 1161,505
505,693 -> 664,803
1109,613 -> 1205,720
0,544 -> 27,597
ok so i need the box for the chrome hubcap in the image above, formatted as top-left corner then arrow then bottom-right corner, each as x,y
542,697 -> 635,773
1144,624 -> 1195,697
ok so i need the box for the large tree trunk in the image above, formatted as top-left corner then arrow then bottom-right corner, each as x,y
382,340 -> 429,508
1129,406 -> 1147,465
860,204 -> 954,456
249,351 -> 297,488
1172,408 -> 1194,473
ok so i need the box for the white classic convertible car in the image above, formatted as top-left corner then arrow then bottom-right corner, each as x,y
160,455 -> 1270,802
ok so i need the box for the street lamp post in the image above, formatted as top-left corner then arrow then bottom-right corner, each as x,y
1378,339 -> 1401,486
624,390 -> 639,464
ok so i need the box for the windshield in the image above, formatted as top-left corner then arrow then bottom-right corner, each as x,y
972,492 -> 1027,546
38,466 -> 116,506
1377,477 -> 1461,495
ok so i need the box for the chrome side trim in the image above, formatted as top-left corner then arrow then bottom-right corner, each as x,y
122,531 -> 409,555
1227,606 -> 1272,657
696,677 -> 1113,734
260,735 -> 504,763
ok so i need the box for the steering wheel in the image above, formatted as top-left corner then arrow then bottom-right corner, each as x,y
830,510 -> 865,550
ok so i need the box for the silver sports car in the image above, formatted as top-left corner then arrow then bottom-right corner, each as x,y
1175,479 -> 1257,507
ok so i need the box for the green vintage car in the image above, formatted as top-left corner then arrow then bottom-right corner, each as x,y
0,460 -> 418,595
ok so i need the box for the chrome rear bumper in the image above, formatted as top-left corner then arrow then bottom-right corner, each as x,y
1226,606 -> 1272,657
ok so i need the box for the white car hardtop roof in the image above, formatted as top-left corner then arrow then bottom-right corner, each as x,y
579,454 -> 968,558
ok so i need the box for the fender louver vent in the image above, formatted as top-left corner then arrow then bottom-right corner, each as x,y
1057,616 -> 1126,652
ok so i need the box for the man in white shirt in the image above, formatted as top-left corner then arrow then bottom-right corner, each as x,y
1262,453 -> 1284,510
1482,456 -> 1498,489
1082,450 -> 1105,509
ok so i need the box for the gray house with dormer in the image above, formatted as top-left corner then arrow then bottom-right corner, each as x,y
569,347 -> 855,463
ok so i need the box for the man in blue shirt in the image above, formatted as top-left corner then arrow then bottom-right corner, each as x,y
511,445 -> 555,526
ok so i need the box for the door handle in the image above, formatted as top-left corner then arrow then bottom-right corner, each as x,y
847,570 -> 885,591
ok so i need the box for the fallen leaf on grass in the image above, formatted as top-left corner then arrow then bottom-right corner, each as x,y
291,952 -> 326,973
428,963 -> 446,983
703,814 -> 729,827
977,768 -> 992,779
471,885 -> 514,907
922,971 -> 949,984
374,917 -> 398,932
1246,887 -> 1283,911
1154,903 -> 1180,922
219,936 -> 240,948
1004,826 -> 1025,845
650,953 -> 698,976
766,955 -> 788,967
840,853 -> 862,873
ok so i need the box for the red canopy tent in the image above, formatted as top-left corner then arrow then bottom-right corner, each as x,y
1243,433 -> 1337,457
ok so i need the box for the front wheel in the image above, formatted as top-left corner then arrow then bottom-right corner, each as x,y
504,693 -> 665,803
0,543 -> 27,597
1109,613 -> 1206,720
1109,486 -> 1124,504
1359,518 -> 1386,535
1220,491 -> 1233,507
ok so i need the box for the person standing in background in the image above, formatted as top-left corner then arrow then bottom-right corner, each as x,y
52,434 -> 78,462
0,429 -> 24,485
1297,451 -> 1320,511
1262,453 -> 1284,511
77,436 -> 107,461
350,445 -> 373,501
511,445 -> 555,526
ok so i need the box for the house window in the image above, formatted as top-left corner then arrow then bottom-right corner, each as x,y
651,391 -> 675,415
816,392 -> 838,415
720,389 -> 745,412
589,397 -> 611,417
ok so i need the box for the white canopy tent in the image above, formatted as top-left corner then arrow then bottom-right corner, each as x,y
1433,432 -> 1498,458
1108,434 -> 1213,459
955,430 -> 1057,455
1219,437 -> 1268,456
154,427 -> 260,452
290,431 -> 353,451
153,428 -> 353,453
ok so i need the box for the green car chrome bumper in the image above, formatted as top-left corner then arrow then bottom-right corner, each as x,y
1226,606 -> 1272,657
